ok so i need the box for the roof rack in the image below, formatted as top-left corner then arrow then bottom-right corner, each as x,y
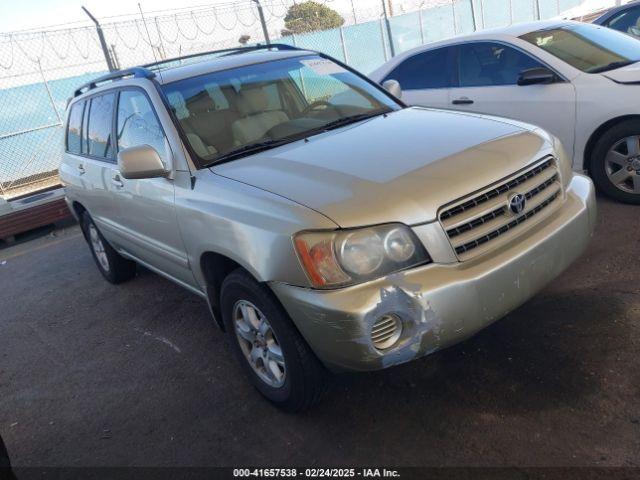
72,44 -> 304,99
73,67 -> 155,97
142,43 -> 303,71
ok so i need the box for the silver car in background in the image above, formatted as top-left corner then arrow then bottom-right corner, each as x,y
60,45 -> 596,411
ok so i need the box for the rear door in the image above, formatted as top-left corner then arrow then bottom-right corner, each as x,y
447,42 -> 577,158
110,88 -> 193,286
75,92 -> 124,244
60,99 -> 87,207
381,46 -> 456,108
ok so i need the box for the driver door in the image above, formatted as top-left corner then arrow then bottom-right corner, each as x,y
110,87 -> 194,286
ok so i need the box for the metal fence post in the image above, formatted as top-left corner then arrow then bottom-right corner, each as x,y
81,6 -> 117,72
469,0 -> 478,31
252,0 -> 271,45
339,27 -> 349,64
381,0 -> 396,57
534,0 -> 541,19
37,60 -> 62,125
452,2 -> 458,34
380,18 -> 388,61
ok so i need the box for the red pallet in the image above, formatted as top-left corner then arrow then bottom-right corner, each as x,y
0,198 -> 72,241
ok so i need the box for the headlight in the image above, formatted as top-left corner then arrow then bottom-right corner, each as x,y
294,224 -> 431,288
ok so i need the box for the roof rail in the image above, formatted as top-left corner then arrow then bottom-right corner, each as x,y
73,67 -> 155,97
142,43 -> 303,71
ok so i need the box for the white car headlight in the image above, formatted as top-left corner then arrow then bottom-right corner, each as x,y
294,224 -> 431,288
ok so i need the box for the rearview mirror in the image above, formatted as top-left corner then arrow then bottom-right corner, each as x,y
117,145 -> 168,180
517,67 -> 557,86
382,79 -> 402,99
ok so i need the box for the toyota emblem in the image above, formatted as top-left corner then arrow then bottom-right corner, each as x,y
508,193 -> 526,215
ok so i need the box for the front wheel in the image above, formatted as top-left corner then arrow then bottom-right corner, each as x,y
220,269 -> 327,412
590,120 -> 640,204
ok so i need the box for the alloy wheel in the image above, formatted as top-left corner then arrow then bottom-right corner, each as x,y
233,300 -> 286,388
605,135 -> 640,194
89,224 -> 110,272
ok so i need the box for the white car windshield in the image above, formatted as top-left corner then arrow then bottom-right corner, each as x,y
162,55 -> 400,165
520,24 -> 640,73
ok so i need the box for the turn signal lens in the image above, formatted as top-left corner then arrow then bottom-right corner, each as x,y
294,236 -> 350,288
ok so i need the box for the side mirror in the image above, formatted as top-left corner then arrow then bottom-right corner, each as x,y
517,67 -> 557,86
382,79 -> 402,99
117,145 -> 168,180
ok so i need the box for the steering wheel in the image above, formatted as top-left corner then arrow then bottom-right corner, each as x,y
302,100 -> 334,115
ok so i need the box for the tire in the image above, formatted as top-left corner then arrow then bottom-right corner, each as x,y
220,269 -> 327,412
81,212 -> 136,284
590,120 -> 640,204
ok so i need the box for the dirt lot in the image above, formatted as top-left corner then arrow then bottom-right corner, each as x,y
0,196 -> 638,468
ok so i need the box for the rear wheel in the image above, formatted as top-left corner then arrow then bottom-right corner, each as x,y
220,269 -> 327,412
81,213 -> 136,284
590,120 -> 640,204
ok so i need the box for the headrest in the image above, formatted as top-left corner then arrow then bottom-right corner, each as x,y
238,87 -> 269,116
167,92 -> 189,120
187,91 -> 217,115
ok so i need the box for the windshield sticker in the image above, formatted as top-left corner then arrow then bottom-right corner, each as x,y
301,59 -> 346,75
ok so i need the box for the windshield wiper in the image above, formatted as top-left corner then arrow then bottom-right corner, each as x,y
304,109 -> 390,137
205,138 -> 294,166
203,109 -> 390,166
589,60 -> 637,73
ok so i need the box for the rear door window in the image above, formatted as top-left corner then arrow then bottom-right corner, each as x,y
384,47 -> 455,90
85,92 -> 115,159
66,101 -> 84,155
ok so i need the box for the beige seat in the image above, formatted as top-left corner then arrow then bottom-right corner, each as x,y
166,91 -> 218,158
231,87 -> 289,145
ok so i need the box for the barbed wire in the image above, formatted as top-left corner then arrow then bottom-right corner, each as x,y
1,0 -> 579,199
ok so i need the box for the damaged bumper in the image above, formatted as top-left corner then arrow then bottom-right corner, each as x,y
271,175 -> 596,372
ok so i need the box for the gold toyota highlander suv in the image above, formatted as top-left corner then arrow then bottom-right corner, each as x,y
60,45 -> 596,411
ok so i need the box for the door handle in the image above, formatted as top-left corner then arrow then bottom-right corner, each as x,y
111,175 -> 124,188
77,164 -> 86,175
452,98 -> 474,105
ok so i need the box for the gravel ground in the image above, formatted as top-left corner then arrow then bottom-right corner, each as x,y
0,195 -> 638,468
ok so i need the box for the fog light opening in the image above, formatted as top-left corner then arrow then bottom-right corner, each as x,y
371,314 -> 403,350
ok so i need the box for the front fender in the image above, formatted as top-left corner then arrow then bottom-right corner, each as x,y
175,170 -> 338,291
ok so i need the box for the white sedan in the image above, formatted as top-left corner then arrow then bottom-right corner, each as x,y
370,20 -> 640,204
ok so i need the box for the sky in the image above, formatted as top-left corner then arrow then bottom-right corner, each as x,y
0,0 -> 251,33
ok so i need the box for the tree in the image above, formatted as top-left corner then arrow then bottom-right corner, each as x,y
281,1 -> 345,36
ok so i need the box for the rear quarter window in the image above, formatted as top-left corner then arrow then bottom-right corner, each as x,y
66,101 -> 84,155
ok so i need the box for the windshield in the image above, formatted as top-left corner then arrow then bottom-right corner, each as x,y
162,55 -> 400,165
520,23 -> 640,73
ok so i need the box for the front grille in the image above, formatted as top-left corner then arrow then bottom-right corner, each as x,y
439,157 -> 562,260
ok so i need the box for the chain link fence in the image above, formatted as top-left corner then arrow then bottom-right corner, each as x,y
0,0 -> 582,200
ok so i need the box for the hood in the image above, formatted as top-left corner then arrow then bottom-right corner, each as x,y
212,108 -> 551,228
602,62 -> 640,84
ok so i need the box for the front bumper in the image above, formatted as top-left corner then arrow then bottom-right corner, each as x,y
271,175 -> 596,372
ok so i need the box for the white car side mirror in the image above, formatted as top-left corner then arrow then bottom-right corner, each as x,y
382,79 -> 402,100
